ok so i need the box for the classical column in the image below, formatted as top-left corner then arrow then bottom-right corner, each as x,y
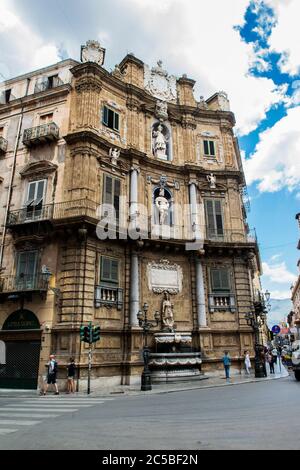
130,167 -> 139,220
130,252 -> 140,326
195,258 -> 207,328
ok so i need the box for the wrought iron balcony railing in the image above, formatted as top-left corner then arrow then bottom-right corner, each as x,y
208,293 -> 236,313
0,273 -> 49,294
7,199 -> 99,227
23,122 -> 59,146
95,285 -> 123,310
0,137 -> 8,154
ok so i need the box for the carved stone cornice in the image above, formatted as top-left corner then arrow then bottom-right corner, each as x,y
75,76 -> 102,93
126,96 -> 142,111
19,160 -> 58,179
181,115 -> 197,130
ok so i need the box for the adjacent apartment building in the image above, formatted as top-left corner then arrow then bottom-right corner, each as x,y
0,41 -> 263,390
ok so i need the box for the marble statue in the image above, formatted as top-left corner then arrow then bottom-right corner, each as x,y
153,124 -> 167,158
162,291 -> 175,331
155,188 -> 170,225
109,147 -> 120,165
207,173 -> 217,189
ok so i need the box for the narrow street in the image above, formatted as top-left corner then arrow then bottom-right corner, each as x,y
0,375 -> 299,450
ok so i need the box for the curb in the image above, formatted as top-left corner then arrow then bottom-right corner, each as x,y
0,371 -> 290,399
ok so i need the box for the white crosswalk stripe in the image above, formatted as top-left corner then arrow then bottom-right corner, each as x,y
0,395 -> 114,436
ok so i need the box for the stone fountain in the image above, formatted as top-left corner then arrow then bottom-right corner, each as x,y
149,292 -> 203,383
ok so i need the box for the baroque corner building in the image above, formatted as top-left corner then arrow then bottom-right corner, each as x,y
0,40 -> 262,390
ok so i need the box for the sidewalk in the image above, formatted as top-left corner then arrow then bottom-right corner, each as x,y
0,366 -> 290,398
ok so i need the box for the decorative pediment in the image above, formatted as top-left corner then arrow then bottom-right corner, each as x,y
19,161 -> 58,179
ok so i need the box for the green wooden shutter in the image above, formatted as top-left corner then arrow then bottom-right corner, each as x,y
220,269 -> 230,291
205,200 -> 216,237
204,140 -> 209,156
114,112 -> 119,131
111,260 -> 119,283
103,106 -> 108,126
214,200 -> 224,236
211,269 -> 221,291
114,178 -> 120,223
101,258 -> 111,281
209,141 -> 215,156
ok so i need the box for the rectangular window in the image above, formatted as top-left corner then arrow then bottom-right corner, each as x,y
16,250 -> 38,289
102,106 -> 120,132
47,75 -> 59,89
5,89 -> 11,104
39,113 -> 53,124
211,268 -> 231,292
203,140 -> 216,157
103,174 -> 120,223
100,257 -> 119,284
205,199 -> 224,238
25,179 -> 46,219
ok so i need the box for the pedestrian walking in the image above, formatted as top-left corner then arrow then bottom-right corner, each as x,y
222,351 -> 231,382
260,349 -> 267,377
244,350 -> 251,375
271,348 -> 278,365
66,357 -> 76,394
267,351 -> 275,374
43,354 -> 59,395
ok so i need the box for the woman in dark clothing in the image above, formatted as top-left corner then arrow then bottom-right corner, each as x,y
67,358 -> 76,394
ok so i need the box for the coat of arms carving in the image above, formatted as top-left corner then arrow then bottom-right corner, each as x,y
144,61 -> 177,102
81,40 -> 106,66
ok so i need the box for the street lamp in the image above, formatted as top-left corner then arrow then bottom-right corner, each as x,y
245,311 -> 266,378
137,303 -> 160,391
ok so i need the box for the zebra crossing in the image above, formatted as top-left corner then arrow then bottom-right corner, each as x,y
0,396 -> 114,436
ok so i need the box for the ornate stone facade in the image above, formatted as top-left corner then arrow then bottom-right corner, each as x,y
0,42 -> 262,391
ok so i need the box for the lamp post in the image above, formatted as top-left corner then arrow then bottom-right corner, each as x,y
137,303 -> 160,391
245,310 -> 266,378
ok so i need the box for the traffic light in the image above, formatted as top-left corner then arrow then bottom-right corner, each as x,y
93,326 -> 101,342
80,325 -> 92,343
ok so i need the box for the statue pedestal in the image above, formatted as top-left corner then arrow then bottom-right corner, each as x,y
149,332 -> 203,383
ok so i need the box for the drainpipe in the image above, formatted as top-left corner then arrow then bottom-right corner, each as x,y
0,78 -> 30,268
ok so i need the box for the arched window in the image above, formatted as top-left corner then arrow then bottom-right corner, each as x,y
152,122 -> 172,161
153,187 -> 173,226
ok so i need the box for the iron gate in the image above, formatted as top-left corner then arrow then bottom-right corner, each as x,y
0,341 -> 41,390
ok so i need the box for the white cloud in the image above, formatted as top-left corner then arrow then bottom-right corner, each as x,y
265,0 -> 300,75
244,106 -> 300,191
270,290 -> 293,300
0,0 -> 60,77
122,0 -> 286,135
262,261 -> 297,284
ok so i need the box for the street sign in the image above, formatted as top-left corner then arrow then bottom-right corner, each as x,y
272,325 -> 281,335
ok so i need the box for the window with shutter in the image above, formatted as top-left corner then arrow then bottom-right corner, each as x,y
203,140 -> 216,157
103,175 -> 120,225
211,269 -> 230,292
205,199 -> 224,238
100,257 -> 119,284
102,106 -> 120,132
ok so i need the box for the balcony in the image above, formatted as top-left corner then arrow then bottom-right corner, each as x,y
208,293 -> 236,313
7,199 -> 98,228
0,273 -> 49,295
23,122 -> 59,147
0,137 -> 8,155
205,228 -> 257,244
95,285 -> 123,310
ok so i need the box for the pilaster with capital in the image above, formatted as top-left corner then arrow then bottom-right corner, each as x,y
130,251 -> 140,327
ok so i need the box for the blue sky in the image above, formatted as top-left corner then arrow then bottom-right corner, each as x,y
1,0 -> 300,323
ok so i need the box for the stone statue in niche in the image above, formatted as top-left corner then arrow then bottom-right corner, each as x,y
155,188 -> 170,225
153,123 -> 168,159
207,173 -> 217,189
109,148 -> 120,165
162,291 -> 175,331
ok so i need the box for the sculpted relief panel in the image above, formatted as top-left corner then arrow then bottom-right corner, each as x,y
144,61 -> 177,102
147,259 -> 183,295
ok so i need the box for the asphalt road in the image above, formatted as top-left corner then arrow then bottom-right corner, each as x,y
0,375 -> 299,450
